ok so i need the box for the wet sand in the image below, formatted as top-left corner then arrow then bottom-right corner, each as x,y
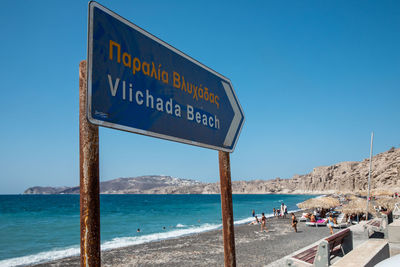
34,211 -> 361,267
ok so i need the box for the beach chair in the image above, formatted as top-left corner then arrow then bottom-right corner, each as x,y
393,202 -> 400,219
306,219 -> 327,227
299,213 -> 309,222
332,213 -> 348,229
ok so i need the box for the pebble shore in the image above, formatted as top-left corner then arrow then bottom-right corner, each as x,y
34,210 -> 371,267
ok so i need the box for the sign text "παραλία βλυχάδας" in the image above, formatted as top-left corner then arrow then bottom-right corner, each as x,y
109,40 -> 220,109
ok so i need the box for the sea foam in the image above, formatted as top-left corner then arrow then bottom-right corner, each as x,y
0,223 -> 221,267
101,223 -> 221,250
0,247 -> 80,267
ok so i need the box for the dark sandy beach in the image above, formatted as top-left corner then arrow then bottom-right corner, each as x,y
34,210 -> 364,267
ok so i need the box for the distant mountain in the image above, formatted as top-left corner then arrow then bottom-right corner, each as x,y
24,186 -> 71,194
23,175 -> 203,194
24,147 -> 400,195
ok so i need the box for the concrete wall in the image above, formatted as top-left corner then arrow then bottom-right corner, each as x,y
388,219 -> 400,243
332,239 -> 389,267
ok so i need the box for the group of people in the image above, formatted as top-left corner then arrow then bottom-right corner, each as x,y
302,210 -> 341,235
249,203 -> 298,233
272,203 -> 288,218
250,210 -> 341,235
302,213 -> 317,222
249,212 -> 268,232
249,204 -> 342,235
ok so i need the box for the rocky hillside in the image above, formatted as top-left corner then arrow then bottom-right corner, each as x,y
180,147 -> 400,194
190,147 -> 400,195
23,176 -> 202,194
144,147 -> 400,194
24,147 -> 400,194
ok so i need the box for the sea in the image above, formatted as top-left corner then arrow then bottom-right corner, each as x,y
0,194 -> 318,266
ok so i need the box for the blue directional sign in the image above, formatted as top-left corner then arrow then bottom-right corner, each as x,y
87,1 -> 244,152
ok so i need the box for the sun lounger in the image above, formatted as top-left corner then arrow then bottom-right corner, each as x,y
332,222 -> 348,229
332,222 -> 348,228
336,213 -> 344,222
393,202 -> 400,219
332,213 -> 349,229
299,213 -> 309,222
306,219 -> 327,227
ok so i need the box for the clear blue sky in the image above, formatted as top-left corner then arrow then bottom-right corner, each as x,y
0,0 -> 399,194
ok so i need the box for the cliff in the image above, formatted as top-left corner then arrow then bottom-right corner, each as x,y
24,147 -> 400,194
185,147 -> 400,194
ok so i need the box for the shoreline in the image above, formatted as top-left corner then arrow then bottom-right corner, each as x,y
1,194 -> 320,266
33,209 -> 343,267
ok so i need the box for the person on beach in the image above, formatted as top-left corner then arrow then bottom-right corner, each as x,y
252,209 -> 255,217
291,213 -> 298,232
260,213 -> 268,232
328,214 -> 334,235
273,208 -> 276,216
281,203 -> 287,218
310,214 -> 316,222
249,216 -> 260,225
320,208 -> 326,218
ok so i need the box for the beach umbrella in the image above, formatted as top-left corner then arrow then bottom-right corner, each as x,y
376,198 -> 399,211
297,198 -> 317,209
372,189 -> 395,196
346,194 -> 360,200
297,196 -> 339,210
358,189 -> 394,197
341,197 -> 375,215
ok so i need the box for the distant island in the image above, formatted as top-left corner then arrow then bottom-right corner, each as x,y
24,147 -> 400,195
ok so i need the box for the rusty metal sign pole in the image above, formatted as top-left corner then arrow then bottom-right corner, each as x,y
79,60 -> 101,266
219,151 -> 237,267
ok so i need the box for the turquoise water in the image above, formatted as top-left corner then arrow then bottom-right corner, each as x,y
0,194 -> 317,266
